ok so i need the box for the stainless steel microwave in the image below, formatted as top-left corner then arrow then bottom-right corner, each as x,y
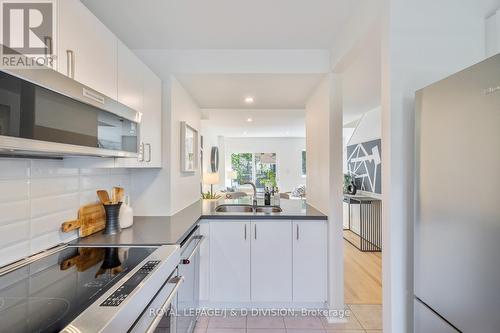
0,68 -> 141,158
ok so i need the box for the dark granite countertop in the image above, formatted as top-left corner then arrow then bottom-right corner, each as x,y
74,199 -> 326,247
201,197 -> 327,220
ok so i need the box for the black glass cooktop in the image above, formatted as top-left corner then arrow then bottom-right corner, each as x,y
0,246 -> 157,333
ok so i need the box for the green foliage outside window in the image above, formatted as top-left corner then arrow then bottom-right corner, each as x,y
231,152 -> 277,189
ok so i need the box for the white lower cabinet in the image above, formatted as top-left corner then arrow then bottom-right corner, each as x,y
209,220 -> 250,302
251,220 -> 292,302
293,220 -> 328,302
204,219 -> 327,306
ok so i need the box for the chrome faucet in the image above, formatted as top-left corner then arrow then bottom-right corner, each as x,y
242,181 -> 258,210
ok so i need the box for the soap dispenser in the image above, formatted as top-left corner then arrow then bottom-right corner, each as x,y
119,196 -> 134,229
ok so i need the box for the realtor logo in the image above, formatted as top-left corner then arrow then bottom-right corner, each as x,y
1,0 -> 56,68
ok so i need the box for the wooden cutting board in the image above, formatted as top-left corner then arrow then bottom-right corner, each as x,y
61,203 -> 106,237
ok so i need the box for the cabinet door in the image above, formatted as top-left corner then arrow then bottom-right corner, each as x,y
251,220 -> 292,302
117,39 -> 143,112
293,221 -> 327,302
116,64 -> 162,168
210,221 -> 250,302
58,0 -> 117,99
140,67 -> 162,167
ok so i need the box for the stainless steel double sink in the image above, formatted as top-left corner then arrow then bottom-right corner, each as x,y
215,204 -> 283,213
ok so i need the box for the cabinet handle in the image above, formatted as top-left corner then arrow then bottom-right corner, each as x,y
66,50 -> 75,78
296,224 -> 299,240
244,224 -> 247,240
254,224 -> 257,240
145,143 -> 152,162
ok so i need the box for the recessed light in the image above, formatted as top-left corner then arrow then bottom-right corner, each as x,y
244,96 -> 254,104
246,117 -> 253,122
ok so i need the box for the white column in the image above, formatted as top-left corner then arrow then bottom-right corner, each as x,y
327,73 -> 345,317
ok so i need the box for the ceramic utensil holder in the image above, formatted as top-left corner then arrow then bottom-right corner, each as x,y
103,202 -> 122,235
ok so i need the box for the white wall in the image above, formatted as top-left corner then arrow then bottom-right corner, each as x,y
223,137 -> 306,193
0,158 -> 130,267
169,76 -> 202,213
132,76 -> 201,216
381,0 -> 500,331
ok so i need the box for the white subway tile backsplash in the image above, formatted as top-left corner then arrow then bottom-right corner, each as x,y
0,179 -> 29,202
31,209 -> 76,237
0,201 -> 29,226
109,174 -> 130,190
31,230 -> 77,254
31,160 -> 78,178
80,175 -> 109,191
80,168 -> 110,176
0,241 -> 30,267
0,220 -> 29,248
80,190 -> 99,205
0,158 -> 131,267
31,193 -> 80,218
0,159 -> 30,180
30,177 -> 79,198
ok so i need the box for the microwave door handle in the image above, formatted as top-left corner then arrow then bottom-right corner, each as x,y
181,235 -> 205,264
145,275 -> 184,333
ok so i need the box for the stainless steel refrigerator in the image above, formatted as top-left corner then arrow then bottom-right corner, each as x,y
415,54 -> 500,333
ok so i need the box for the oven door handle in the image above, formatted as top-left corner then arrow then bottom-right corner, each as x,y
181,235 -> 205,265
145,275 -> 184,333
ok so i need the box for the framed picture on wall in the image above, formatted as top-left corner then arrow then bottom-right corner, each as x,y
180,121 -> 199,173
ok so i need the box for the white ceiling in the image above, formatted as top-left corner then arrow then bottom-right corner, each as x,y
202,109 -> 305,138
81,0 -> 366,49
176,74 -> 324,109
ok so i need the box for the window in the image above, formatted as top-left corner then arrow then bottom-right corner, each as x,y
301,150 -> 306,176
230,153 -> 253,184
231,152 -> 277,189
254,153 -> 277,189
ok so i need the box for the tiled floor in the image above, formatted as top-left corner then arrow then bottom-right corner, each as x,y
193,304 -> 382,333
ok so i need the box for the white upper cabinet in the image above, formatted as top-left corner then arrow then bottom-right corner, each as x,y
140,67 -> 162,167
57,0 -> 117,99
292,220 -> 327,302
56,0 -> 162,168
117,39 -> 143,112
116,45 -> 162,168
251,220 -> 292,302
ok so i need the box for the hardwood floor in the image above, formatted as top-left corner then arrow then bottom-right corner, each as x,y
344,239 -> 382,304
